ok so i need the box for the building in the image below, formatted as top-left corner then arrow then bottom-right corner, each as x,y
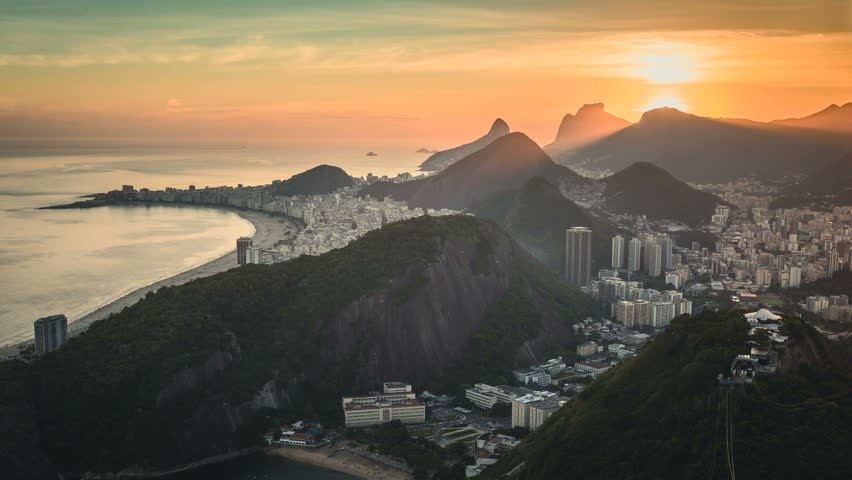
615,300 -> 635,327
611,235 -> 625,269
565,227 -> 592,286
342,382 -> 425,427
511,391 -> 566,430
574,360 -> 612,377
661,236 -> 674,269
789,266 -> 802,288
34,314 -> 67,355
652,302 -> 676,328
633,300 -> 651,326
628,237 -> 642,272
576,341 -> 599,357
828,250 -> 840,277
512,368 -> 551,387
644,241 -> 662,277
466,384 -> 533,410
236,236 -> 253,266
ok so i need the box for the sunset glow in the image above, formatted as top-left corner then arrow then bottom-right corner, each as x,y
0,1 -> 851,146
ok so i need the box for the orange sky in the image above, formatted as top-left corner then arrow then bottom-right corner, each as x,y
1,1 -> 851,147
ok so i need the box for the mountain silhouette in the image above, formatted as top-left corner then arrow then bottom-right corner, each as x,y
771,103 -> 852,131
545,103 -> 630,155
418,118 -> 510,172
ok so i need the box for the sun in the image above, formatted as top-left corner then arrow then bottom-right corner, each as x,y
643,96 -> 688,111
632,50 -> 698,84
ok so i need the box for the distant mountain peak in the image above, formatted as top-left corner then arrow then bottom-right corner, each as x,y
576,103 -> 606,115
546,103 -> 629,153
771,102 -> 852,131
639,107 -> 691,123
490,118 -> 510,133
418,118 -> 511,172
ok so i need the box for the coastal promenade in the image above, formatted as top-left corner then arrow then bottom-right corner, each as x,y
0,207 -> 298,358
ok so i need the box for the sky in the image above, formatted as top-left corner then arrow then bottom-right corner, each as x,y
1,0 -> 851,147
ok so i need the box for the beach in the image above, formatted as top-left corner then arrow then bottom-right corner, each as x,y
270,446 -> 413,480
0,207 -> 298,357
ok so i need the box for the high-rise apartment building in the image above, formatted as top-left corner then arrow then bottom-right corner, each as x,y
611,235 -> 625,269
236,236 -> 253,266
828,250 -> 840,277
661,236 -> 674,269
644,241 -> 662,277
34,314 -> 67,355
628,237 -> 642,272
565,227 -> 592,286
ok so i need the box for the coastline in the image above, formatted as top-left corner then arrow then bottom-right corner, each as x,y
0,205 -> 297,356
270,445 -> 413,480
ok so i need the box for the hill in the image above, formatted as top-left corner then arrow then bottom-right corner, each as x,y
408,133 -> 584,210
471,177 -> 625,274
558,107 -> 852,183
419,118 -> 510,172
481,311 -> 852,479
601,162 -> 725,225
0,215 -> 591,478
269,164 -> 353,196
544,103 -> 630,155
771,152 -> 852,209
772,103 -> 852,132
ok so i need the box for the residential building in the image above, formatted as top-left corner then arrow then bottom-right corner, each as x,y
34,314 -> 67,355
628,237 -> 642,272
661,236 -> 674,269
511,391 -> 566,430
615,301 -> 635,327
611,235 -> 625,269
576,341 -> 599,357
565,227 -> 592,286
236,236 -> 253,265
644,241 -> 662,277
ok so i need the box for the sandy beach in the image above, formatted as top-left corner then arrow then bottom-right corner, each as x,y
0,207 -> 298,357
270,445 -> 413,480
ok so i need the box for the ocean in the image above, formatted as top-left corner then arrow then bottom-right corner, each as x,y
0,142 -> 423,346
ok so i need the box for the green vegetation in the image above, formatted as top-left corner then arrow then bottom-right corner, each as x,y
481,311 -> 852,479
0,215 -> 590,476
268,164 -> 354,196
348,421 -> 468,480
785,271 -> 852,301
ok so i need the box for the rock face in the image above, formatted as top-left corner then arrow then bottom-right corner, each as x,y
418,118 -> 510,172
545,103 -> 630,155
269,164 -> 353,196
408,132 -> 566,210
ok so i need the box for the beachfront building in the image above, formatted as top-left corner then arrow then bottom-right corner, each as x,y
236,236 -> 253,265
342,382 -> 425,427
34,314 -> 67,355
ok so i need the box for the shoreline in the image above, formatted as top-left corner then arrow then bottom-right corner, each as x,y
0,205 -> 298,356
270,445 -> 413,480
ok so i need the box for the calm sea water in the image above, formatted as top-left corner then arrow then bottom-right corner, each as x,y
0,142 -> 423,346
164,454 -> 359,480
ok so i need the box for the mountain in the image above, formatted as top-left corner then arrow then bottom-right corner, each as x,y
408,132 -> 584,210
0,215 -> 590,477
418,118 -> 510,172
771,152 -> 852,209
601,162 -> 724,225
559,107 -> 852,183
544,103 -> 630,155
772,103 -> 852,132
471,177 -> 625,274
482,311 -> 852,479
269,164 -> 353,196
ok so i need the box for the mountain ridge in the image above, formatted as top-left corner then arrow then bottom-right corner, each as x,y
418,118 -> 510,172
